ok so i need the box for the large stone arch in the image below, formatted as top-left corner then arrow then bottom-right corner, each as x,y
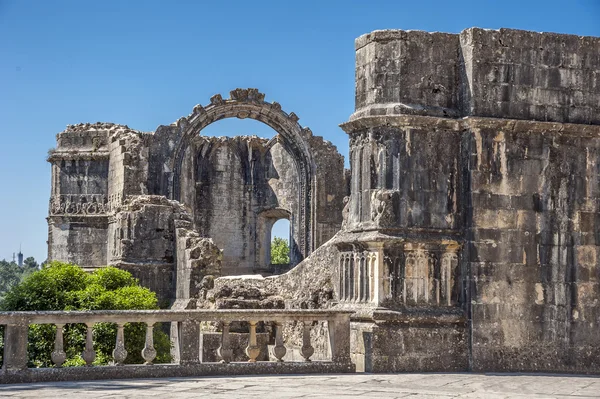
170,88 -> 316,262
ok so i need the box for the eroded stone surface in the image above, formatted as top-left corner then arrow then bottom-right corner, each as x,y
47,90 -> 347,304
44,28 -> 600,375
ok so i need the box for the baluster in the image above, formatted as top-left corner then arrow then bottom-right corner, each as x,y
51,323 -> 67,368
113,323 -> 127,365
245,321 -> 260,362
82,323 -> 96,366
217,321 -> 233,364
300,321 -> 314,361
272,322 -> 286,362
141,322 -> 157,365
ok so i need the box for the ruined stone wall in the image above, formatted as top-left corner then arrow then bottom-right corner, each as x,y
179,136 -> 302,275
460,28 -> 600,124
354,28 -> 600,123
47,90 -> 346,305
355,30 -> 460,116
342,27 -> 600,373
467,119 -> 600,372
45,32 -> 600,373
309,134 -> 348,248
47,123 -> 112,268
107,128 -> 150,201
173,221 -> 222,307
463,28 -> 600,374
177,133 -> 346,275
106,196 -> 189,302
344,120 -> 463,233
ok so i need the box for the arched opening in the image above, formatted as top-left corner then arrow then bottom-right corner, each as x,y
254,209 -> 293,275
183,117 -> 300,276
162,89 -> 315,276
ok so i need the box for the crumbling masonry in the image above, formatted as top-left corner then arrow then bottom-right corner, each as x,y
49,28 -> 600,373
48,88 -> 346,302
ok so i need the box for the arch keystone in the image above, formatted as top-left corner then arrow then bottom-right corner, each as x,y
230,88 -> 249,102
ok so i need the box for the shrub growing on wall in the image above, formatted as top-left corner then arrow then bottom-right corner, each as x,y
0,262 -> 171,367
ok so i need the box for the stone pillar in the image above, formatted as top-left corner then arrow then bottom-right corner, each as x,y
177,321 -> 200,365
328,314 -> 352,364
2,323 -> 28,371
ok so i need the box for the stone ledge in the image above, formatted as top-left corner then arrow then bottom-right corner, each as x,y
370,308 -> 467,326
349,103 -> 461,120
341,114 -> 600,136
0,361 -> 355,384
47,151 -> 110,162
355,29 -> 457,50
344,306 -> 466,326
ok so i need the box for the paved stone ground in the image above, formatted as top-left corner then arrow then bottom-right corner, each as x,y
0,373 -> 599,398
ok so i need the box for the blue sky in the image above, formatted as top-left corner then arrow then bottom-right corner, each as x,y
1,0 -> 599,263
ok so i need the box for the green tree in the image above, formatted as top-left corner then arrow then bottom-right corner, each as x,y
0,261 -> 171,367
0,256 -> 42,299
271,237 -> 290,264
0,260 -> 21,298
22,257 -> 39,273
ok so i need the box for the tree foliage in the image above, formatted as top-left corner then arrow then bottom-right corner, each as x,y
23,257 -> 39,272
0,262 -> 171,367
271,237 -> 290,264
0,257 -> 39,299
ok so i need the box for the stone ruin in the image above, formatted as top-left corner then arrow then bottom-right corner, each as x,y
48,27 -> 600,373
47,89 -> 347,303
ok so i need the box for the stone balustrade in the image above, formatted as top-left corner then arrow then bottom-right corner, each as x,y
338,245 -> 461,307
338,251 -> 378,304
0,309 -> 354,384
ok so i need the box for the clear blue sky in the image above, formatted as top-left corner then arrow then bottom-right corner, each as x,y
1,0 -> 599,263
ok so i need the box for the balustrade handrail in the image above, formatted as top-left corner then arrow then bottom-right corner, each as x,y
0,309 -> 354,325
0,308 -> 355,383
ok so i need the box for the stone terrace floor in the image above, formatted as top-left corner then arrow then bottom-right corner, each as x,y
0,373 -> 599,398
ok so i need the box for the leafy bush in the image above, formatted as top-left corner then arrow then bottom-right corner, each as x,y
271,237 -> 290,265
0,262 -> 171,367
